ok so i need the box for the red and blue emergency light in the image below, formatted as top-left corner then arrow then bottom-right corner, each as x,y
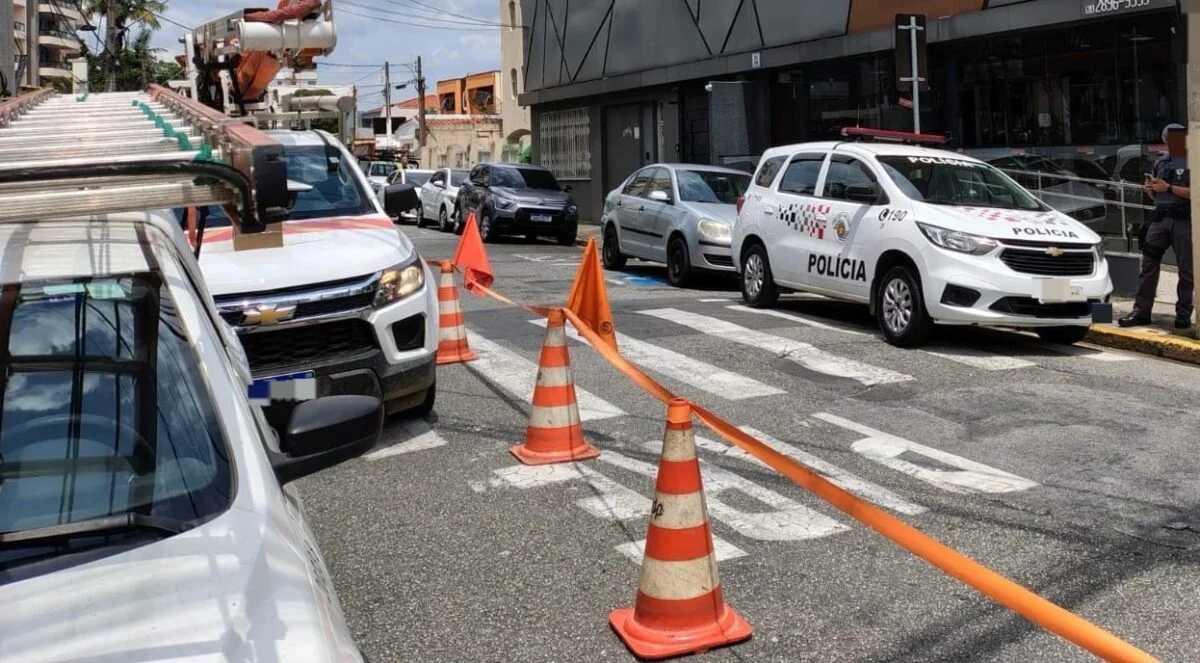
840,126 -> 948,145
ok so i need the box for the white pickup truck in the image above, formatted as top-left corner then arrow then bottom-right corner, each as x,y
185,130 -> 440,429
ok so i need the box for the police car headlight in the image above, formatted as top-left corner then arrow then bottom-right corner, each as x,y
698,218 -> 732,240
375,259 -> 425,307
917,223 -> 998,256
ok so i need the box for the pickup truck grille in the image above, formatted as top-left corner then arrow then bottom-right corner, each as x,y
999,248 -> 1095,277
216,274 -> 378,327
238,319 -> 377,372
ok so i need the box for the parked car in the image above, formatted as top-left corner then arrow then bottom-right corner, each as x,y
380,168 -> 434,223
0,209 -> 382,661
418,167 -> 470,232
364,160 -> 400,191
980,154 -> 1109,230
601,163 -> 751,287
733,136 -> 1112,347
455,163 -> 579,244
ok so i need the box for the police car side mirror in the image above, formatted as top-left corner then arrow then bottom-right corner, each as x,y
271,395 -> 384,485
846,183 -> 882,205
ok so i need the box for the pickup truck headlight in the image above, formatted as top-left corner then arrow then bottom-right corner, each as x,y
698,218 -> 732,240
917,223 -> 997,256
1095,241 -> 1106,260
375,259 -> 425,307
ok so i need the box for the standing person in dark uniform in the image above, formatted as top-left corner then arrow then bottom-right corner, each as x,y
1119,124 -> 1193,330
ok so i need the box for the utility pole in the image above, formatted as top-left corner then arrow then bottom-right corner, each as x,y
416,56 -> 427,152
1189,4 -> 1199,330
105,0 -> 118,92
383,61 -> 392,152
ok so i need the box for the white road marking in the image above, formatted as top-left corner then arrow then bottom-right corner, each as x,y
513,253 -> 581,266
921,348 -> 1037,371
465,331 -> 625,421
733,428 -> 927,515
727,304 -> 870,337
814,413 -> 1039,494
640,309 -> 913,386
606,279 -> 625,287
616,537 -> 747,565
363,419 -> 448,460
573,465 -> 653,521
1025,338 -> 1137,362
529,318 -> 785,400
699,298 -> 734,303
490,463 -> 585,489
602,449 -> 849,541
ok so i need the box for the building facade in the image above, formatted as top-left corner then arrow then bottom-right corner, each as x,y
500,0 -> 532,158
389,115 -> 504,169
519,0 -> 1184,242
12,0 -> 85,89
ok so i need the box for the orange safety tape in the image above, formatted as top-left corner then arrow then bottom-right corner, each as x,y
445,263 -> 552,317
559,308 -> 1157,663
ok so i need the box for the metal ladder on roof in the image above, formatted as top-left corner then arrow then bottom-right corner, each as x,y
0,85 -> 290,232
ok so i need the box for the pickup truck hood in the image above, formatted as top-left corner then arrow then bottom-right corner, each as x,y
910,202 -> 1102,245
197,216 -> 413,296
0,508 -> 357,663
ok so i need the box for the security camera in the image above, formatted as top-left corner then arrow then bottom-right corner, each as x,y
704,83 -> 713,93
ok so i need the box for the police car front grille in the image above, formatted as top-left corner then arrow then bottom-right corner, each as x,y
999,249 -> 1094,277
237,319 -> 377,372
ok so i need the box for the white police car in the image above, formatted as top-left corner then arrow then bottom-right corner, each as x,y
732,129 -> 1113,347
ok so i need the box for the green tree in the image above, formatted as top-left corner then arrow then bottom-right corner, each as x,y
82,0 -> 166,91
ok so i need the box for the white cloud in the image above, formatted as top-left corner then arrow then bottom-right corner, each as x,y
152,0 -> 503,110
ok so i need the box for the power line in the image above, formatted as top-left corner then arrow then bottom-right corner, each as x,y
365,0 -> 510,28
337,3 -> 501,31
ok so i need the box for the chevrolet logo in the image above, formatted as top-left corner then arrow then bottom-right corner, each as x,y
1046,246 -> 1064,257
242,304 -> 297,326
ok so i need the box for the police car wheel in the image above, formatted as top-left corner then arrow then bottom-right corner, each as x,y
667,236 -> 693,287
877,266 -> 931,347
1035,325 -> 1089,345
741,244 -> 778,308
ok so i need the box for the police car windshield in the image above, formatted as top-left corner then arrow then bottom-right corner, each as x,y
876,155 -> 1045,211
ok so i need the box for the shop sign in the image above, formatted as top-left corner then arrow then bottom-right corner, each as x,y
1081,0 -> 1153,16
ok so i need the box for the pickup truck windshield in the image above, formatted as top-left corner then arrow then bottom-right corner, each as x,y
0,273 -> 232,576
283,145 -> 375,220
876,155 -> 1045,211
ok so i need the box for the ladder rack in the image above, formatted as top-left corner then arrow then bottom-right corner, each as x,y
0,85 -> 290,234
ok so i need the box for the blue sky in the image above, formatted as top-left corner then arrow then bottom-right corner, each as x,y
153,0 -> 503,112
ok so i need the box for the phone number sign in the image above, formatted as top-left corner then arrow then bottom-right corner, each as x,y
1082,0 -> 1152,16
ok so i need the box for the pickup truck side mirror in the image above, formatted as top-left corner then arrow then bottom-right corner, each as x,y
845,183 -> 884,205
271,395 -> 383,485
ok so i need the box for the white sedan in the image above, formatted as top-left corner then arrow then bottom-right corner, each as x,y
418,167 -> 470,232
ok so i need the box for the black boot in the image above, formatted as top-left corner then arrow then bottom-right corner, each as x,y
1118,313 -> 1152,328
1175,314 -> 1194,330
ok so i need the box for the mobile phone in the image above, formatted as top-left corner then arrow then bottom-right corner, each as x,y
1144,172 -> 1155,180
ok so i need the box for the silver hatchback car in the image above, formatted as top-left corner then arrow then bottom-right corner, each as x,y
600,163 -> 751,287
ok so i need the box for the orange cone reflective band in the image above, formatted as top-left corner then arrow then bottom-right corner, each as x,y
453,210 -> 494,296
435,261 -> 478,365
566,236 -> 618,353
609,398 -> 752,660
510,308 -> 601,465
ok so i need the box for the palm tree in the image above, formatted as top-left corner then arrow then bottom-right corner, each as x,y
82,0 -> 166,91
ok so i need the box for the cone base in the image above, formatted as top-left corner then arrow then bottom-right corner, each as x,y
607,603 -> 752,661
436,349 -> 478,365
509,440 -> 601,466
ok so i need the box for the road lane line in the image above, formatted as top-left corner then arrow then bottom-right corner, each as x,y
602,449 -> 849,541
921,348 -> 1037,370
813,413 -> 1039,494
465,331 -> 625,422
529,318 -> 785,400
639,308 -> 913,386
363,419 -> 448,460
727,304 -> 870,336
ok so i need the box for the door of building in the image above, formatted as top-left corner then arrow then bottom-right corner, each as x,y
604,104 -> 649,196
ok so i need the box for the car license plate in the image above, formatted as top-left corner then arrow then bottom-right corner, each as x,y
248,370 -> 317,405
1034,278 -> 1085,304
531,213 -> 553,223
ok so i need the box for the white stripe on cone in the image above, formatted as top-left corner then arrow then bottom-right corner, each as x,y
650,492 -> 708,530
638,554 -> 721,601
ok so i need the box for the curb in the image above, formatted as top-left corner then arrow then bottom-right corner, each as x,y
1086,325 -> 1200,365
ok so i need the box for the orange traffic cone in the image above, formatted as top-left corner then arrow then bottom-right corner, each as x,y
609,398 -> 752,660
510,307 -> 601,465
435,261 -> 478,365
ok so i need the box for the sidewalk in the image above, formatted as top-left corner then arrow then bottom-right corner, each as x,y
573,220 -> 601,247
1087,266 -> 1200,364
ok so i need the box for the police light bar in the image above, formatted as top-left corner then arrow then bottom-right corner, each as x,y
840,126 -> 947,145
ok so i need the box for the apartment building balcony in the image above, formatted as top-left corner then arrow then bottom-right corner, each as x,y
39,63 -> 72,80
37,25 -> 83,53
39,0 -> 86,23
14,21 -> 26,37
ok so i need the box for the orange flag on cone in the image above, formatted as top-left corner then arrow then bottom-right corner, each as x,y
566,235 -> 618,353
452,210 -> 494,296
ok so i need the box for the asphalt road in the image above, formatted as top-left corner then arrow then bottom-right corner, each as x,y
297,225 -> 1200,663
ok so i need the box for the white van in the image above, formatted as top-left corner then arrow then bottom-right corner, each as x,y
0,212 -> 379,662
